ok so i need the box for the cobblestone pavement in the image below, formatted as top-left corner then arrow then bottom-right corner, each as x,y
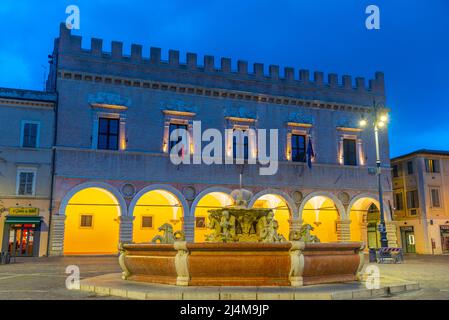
373,254 -> 449,300
0,254 -> 448,300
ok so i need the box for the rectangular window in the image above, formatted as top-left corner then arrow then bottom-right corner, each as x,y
17,170 -> 36,196
392,165 -> 399,178
394,192 -> 404,211
98,118 -> 119,150
22,122 -> 39,148
291,134 -> 306,163
169,123 -> 188,156
431,188 -> 441,208
343,139 -> 357,166
233,129 -> 249,160
425,159 -> 440,173
80,215 -> 93,228
141,216 -> 153,229
407,161 -> 414,175
406,190 -> 419,209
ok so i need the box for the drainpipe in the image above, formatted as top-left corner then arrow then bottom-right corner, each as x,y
46,45 -> 60,257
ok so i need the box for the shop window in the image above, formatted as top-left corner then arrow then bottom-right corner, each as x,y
80,215 -> 93,228
141,216 -> 153,229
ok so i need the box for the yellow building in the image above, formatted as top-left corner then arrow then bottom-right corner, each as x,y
391,150 -> 449,254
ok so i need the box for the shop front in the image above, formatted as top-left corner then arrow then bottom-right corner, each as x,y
1,208 -> 42,257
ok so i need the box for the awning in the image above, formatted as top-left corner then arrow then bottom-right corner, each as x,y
5,216 -> 42,224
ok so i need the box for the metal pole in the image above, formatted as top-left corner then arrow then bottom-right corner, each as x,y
374,110 -> 388,248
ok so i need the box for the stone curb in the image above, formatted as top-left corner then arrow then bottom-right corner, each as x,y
78,274 -> 420,300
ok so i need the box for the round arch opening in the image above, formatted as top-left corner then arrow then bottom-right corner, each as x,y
64,187 -> 121,255
193,192 -> 233,243
132,189 -> 184,243
301,196 -> 340,242
252,194 -> 291,240
349,198 -> 381,248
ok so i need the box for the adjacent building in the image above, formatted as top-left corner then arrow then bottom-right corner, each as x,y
44,24 -> 396,256
0,88 -> 56,257
391,150 -> 449,254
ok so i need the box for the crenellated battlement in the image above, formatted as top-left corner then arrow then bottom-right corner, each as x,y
55,24 -> 385,105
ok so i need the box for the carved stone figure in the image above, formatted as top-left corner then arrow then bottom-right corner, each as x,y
220,210 -> 236,242
151,223 -> 185,244
299,224 -> 320,243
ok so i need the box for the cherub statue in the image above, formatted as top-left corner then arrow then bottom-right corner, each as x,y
220,210 -> 236,242
205,214 -> 222,242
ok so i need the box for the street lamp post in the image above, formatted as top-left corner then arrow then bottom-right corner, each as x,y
361,101 -> 389,248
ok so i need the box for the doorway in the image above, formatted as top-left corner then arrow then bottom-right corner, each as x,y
8,224 -> 38,257
440,226 -> 449,254
400,226 -> 416,253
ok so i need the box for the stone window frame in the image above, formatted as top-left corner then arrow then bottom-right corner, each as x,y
91,110 -> 127,151
162,110 -> 196,155
285,122 -> 314,162
16,166 -> 37,196
224,117 -> 257,162
336,127 -> 365,167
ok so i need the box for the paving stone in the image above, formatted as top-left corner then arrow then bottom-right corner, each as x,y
389,285 -> 406,294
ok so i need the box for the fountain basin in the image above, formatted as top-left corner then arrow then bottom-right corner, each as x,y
119,242 -> 364,287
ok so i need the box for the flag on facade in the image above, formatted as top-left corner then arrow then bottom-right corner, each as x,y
307,137 -> 315,169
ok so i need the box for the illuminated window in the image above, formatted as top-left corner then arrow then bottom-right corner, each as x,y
343,139 -> 357,166
141,216 -> 153,229
21,121 -> 40,148
98,118 -> 119,150
291,134 -> 306,163
80,215 -> 93,228
425,159 -> 440,173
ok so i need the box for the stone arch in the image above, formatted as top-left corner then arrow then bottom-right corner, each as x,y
298,191 -> 346,221
249,189 -> 298,218
347,193 -> 392,221
129,184 -> 190,218
190,186 -> 233,215
59,181 -> 128,217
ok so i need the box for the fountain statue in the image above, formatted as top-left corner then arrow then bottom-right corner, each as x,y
205,188 -> 286,243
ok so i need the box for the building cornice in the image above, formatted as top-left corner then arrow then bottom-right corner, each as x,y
57,69 -> 374,115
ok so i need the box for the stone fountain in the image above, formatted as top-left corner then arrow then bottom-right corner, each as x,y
119,189 -> 365,287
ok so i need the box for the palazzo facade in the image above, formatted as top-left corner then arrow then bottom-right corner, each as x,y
36,24 -> 398,255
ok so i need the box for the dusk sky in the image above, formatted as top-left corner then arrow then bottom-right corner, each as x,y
0,0 -> 448,157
